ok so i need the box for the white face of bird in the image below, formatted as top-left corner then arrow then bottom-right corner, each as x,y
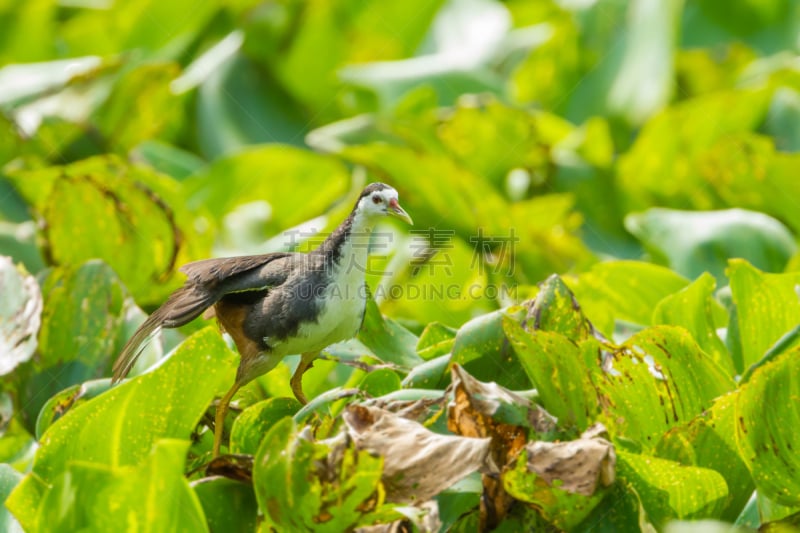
356,185 -> 413,225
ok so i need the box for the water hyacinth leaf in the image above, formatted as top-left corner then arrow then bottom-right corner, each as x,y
229,397 -> 302,455
524,274 -> 597,342
402,354 -> 451,389
357,298 -> 422,369
626,208 -> 797,282
503,317 -> 599,431
451,308 -> 530,390
192,477 -> 258,532
22,328 -> 236,484
33,439 -> 207,532
503,424 -> 616,530
358,368 -> 402,398
6,156 -> 209,305
344,404 -> 490,504
0,464 -> 24,533
594,326 -> 734,448
253,417 -> 387,532
34,379 -> 112,440
565,261 -> 689,337
652,273 -> 731,374
655,392 -> 754,522
735,346 -> 800,506
617,450 -> 729,528
15,261 -> 127,432
728,260 -> 800,372
617,89 -> 771,212
0,256 -> 41,375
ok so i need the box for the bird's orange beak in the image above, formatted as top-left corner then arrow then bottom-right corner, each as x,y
388,198 -> 413,225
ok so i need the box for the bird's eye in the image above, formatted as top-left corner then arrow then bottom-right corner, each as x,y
372,195 -> 382,204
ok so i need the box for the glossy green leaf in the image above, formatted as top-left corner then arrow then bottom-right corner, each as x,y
34,439 -> 207,532
0,256 -> 41,375
729,260 -> 800,372
357,299 -> 422,368
617,450 -> 728,528
23,328 -> 236,482
401,354 -> 451,389
359,368 -> 402,398
192,477 -> 258,532
229,397 -> 301,455
652,273 -> 731,374
452,308 -> 531,390
735,346 -> 800,505
626,208 -> 797,282
34,379 -> 111,440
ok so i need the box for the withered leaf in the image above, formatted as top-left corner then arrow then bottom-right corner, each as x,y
524,423 -> 616,496
343,404 -> 490,504
447,364 -> 556,529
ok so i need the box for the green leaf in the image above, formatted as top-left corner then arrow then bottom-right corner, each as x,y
253,417 -> 386,532
526,274 -> 596,341
401,354 -> 451,389
503,318 -> 598,431
24,328 -> 236,482
34,440 -> 207,532
655,393 -> 754,522
595,327 -> 735,449
617,450 -> 729,528
452,308 -> 531,391
359,368 -> 402,398
735,346 -> 800,505
626,208 -> 797,282
6,156 -> 209,305
0,464 -> 23,533
565,261 -> 689,336
503,438 -> 613,530
0,256 -> 41,375
728,260 -> 800,372
652,273 -> 731,374
34,379 -> 111,440
357,299 -> 422,368
229,397 -> 301,455
192,477 -> 258,532
14,261 -> 127,432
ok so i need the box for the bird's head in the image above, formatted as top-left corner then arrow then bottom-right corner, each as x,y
355,183 -> 413,225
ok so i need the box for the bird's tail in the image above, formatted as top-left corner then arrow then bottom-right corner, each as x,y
111,284 -> 217,383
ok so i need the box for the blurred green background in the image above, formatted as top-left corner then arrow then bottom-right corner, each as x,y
2,0 -> 800,327
2,0 -> 800,530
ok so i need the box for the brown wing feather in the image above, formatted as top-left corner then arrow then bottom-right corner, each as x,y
113,252 -> 296,383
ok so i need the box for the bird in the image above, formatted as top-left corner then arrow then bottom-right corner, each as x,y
111,183 -> 413,457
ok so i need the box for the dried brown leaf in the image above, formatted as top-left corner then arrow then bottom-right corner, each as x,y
525,423 -> 616,496
344,404 -> 490,504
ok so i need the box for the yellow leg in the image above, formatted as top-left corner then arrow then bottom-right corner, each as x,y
290,352 -> 318,405
212,381 -> 242,458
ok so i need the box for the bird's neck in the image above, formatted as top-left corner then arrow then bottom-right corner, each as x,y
317,209 -> 375,271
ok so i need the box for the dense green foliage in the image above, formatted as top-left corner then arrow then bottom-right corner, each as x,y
2,0 -> 800,531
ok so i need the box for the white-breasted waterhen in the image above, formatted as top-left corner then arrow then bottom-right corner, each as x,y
111,183 -> 413,456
